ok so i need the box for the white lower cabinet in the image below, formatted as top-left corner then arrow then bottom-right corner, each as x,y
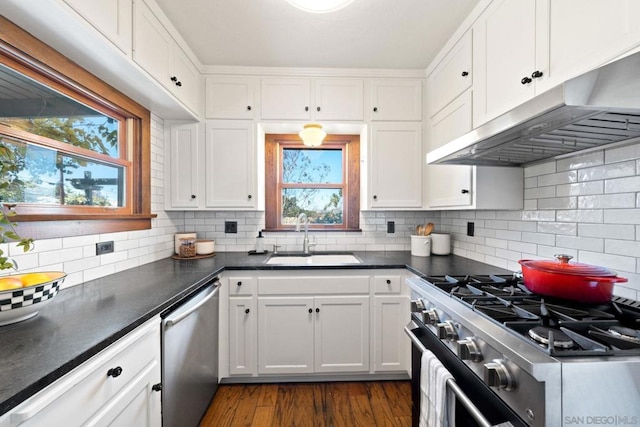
222,270 -> 410,380
0,318 -> 161,427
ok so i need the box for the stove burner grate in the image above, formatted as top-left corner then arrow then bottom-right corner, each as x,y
528,326 -> 575,349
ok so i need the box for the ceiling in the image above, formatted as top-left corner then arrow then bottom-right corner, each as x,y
154,0 -> 479,69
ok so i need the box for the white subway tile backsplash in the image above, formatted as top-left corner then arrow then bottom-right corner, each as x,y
556,210 -> 603,223
578,161 -> 636,181
578,223 -> 635,240
537,170 -> 577,186
524,161 -> 556,177
555,235 -> 604,252
556,181 -> 602,197
524,186 -> 556,200
604,176 -> 640,193
605,142 -> 640,163
578,194 -> 636,209
538,197 -> 578,210
521,232 -> 555,246
605,239 -> 640,258
537,222 -> 577,235
579,251 -> 636,274
604,209 -> 640,224
557,151 -> 603,171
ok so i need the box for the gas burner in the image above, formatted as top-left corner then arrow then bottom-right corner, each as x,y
608,326 -> 640,344
528,326 -> 575,349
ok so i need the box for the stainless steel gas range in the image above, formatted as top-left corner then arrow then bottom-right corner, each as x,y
405,274 -> 640,427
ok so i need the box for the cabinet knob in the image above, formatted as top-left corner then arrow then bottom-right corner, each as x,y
461,189 -> 470,194
316,106 -> 321,112
521,76 -> 532,85
461,71 -> 469,77
531,70 -> 544,79
107,366 -> 123,378
191,194 -> 196,199
305,106 -> 309,111
386,279 -> 391,284
247,105 -> 252,111
248,194 -> 252,199
309,308 -> 313,313
237,281 -> 242,286
373,195 -> 378,200
170,76 -> 178,82
176,81 -> 182,87
245,308 -> 250,314
152,383 -> 163,392
373,107 -> 378,112
315,308 -> 320,313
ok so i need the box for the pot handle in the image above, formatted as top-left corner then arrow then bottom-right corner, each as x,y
582,276 -> 628,283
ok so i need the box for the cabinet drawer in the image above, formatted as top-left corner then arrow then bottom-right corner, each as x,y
258,276 -> 370,295
374,276 -> 402,294
8,319 -> 160,426
228,277 -> 256,296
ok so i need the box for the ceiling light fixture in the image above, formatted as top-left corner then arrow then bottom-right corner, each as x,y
299,123 -> 326,147
286,0 -> 355,13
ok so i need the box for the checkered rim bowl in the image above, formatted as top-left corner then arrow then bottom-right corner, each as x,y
0,272 -> 66,312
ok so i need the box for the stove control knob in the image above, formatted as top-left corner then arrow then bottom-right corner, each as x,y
436,321 -> 458,341
422,308 -> 440,325
457,338 -> 483,362
484,360 -> 515,391
410,299 -> 425,312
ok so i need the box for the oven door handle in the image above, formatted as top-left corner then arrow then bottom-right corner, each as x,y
405,322 -> 512,427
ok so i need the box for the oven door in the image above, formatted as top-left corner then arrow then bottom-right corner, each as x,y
405,317 -> 527,427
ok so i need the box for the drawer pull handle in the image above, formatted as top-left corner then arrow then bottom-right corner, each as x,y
107,366 -> 123,378
386,279 -> 391,284
245,308 -> 250,314
152,383 -> 163,392
237,281 -> 242,286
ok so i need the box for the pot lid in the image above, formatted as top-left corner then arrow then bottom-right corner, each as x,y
518,254 -> 618,277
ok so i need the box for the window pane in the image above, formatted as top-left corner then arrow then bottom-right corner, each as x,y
0,63 -> 120,157
282,148 -> 342,184
282,188 -> 343,225
0,137 -> 125,207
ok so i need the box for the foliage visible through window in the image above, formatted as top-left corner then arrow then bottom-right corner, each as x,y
0,63 -> 128,209
265,134 -> 360,231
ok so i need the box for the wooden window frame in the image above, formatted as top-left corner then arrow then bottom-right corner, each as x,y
0,17 -> 154,239
265,134 -> 360,231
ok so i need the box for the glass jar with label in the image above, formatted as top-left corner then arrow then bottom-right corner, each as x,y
179,237 -> 197,258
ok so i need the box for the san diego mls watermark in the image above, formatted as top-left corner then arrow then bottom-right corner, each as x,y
565,415 -> 639,426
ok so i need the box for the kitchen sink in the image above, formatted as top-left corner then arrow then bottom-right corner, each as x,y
265,253 -> 361,265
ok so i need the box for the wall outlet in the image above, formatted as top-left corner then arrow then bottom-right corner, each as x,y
96,241 -> 114,255
387,221 -> 395,233
467,222 -> 475,237
225,221 -> 238,233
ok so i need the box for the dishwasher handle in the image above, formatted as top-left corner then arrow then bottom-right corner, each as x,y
164,279 -> 220,329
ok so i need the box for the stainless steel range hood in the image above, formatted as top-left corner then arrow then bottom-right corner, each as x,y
427,51 -> 640,166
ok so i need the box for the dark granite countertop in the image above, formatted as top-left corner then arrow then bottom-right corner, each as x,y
0,251 -> 511,416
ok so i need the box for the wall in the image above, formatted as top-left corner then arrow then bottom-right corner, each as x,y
442,141 -> 640,300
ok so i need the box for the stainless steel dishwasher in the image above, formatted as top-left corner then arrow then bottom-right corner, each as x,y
162,277 -> 220,427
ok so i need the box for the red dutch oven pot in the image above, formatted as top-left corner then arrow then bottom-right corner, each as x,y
518,254 -> 628,304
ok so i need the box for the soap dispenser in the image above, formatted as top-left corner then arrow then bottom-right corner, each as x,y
255,231 -> 265,253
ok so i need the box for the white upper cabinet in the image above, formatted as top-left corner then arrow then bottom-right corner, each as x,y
535,0 -> 640,93
260,77 -> 364,121
165,122 -> 203,209
63,0 -> 132,55
472,0 -> 537,126
205,76 -> 257,119
368,122 -> 423,209
369,79 -> 423,121
427,30 -> 472,118
133,0 -> 201,114
204,120 -> 257,209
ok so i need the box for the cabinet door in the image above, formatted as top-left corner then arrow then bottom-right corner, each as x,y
171,46 -> 201,114
473,0 -> 536,126
64,0 -> 132,54
536,0 -> 640,93
258,297 -> 314,374
370,79 -> 422,121
314,78 -> 364,121
314,296 -> 370,373
204,120 -> 256,209
229,297 -> 257,375
369,122 -> 423,208
166,123 -> 202,209
373,296 -> 409,372
261,78 -> 311,120
132,0 -> 173,88
427,91 -> 472,208
428,30 -> 472,117
206,76 -> 256,119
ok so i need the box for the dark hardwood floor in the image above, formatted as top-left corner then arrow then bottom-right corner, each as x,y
200,381 -> 412,427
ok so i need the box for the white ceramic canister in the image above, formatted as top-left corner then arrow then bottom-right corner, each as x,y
430,233 -> 451,255
410,235 -> 431,257
196,239 -> 215,255
174,232 -> 197,255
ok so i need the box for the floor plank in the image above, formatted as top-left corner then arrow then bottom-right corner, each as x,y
199,381 -> 411,427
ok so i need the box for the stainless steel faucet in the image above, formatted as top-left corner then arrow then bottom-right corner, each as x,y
296,213 -> 314,254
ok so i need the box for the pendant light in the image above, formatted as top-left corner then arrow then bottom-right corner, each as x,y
286,0 -> 355,13
299,123 -> 326,147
